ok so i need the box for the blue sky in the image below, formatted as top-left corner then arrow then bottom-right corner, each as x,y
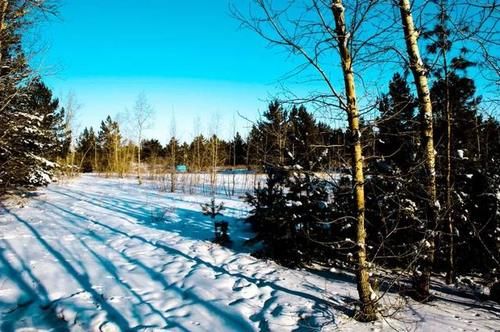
31,0 -> 497,143
34,0 -> 309,142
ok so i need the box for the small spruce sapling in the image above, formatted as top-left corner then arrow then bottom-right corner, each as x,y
201,198 -> 230,245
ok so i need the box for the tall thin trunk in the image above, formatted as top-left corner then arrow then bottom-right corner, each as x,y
0,0 -> 8,66
444,56 -> 454,284
475,116 -> 482,166
211,138 -> 218,194
138,133 -> 142,184
94,140 -> 97,172
233,140 -> 236,167
171,141 -> 176,193
439,1 -> 454,284
70,151 -> 75,176
114,134 -> 119,176
331,0 -> 377,321
246,137 -> 250,167
398,0 -> 437,300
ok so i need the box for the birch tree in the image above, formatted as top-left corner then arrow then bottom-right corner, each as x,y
63,92 -> 81,176
233,0 -> 385,321
132,93 -> 154,184
396,0 -> 438,300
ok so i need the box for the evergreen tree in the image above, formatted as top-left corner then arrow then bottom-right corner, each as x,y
376,73 -> 417,171
288,106 -> 321,170
0,2 -> 60,189
229,132 -> 247,166
76,127 -> 97,173
430,70 -> 498,275
97,116 -> 121,172
141,139 -> 164,162
432,73 -> 481,167
0,77 -> 64,188
248,101 -> 289,167
56,107 -> 72,160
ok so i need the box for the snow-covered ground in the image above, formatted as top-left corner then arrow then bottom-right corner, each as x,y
0,174 -> 498,331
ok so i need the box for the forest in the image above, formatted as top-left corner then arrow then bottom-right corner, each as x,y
0,0 -> 499,331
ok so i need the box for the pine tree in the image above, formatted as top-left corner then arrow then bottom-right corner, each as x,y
97,116 -> 121,173
141,139 -> 164,162
252,101 -> 289,167
229,132 -> 247,166
0,77 -> 64,188
76,127 -> 97,173
288,106 -> 321,170
376,73 -> 417,171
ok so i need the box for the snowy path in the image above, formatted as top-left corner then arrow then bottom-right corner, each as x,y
0,175 -> 498,331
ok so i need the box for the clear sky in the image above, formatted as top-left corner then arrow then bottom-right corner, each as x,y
34,0 -> 309,142
31,0 -> 497,143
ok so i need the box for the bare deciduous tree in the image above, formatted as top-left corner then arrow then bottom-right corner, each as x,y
132,93 -> 154,184
396,0 -> 437,300
233,0 -> 384,320
63,92 -> 81,176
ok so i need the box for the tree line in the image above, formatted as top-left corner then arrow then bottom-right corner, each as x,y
74,101 -> 351,175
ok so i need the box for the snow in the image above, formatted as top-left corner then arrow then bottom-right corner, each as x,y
0,174 -> 499,331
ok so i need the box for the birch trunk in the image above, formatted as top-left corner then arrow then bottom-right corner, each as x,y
138,134 -> 142,184
398,0 -> 437,300
331,0 -> 377,321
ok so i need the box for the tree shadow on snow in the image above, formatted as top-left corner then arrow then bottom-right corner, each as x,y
0,184 -> 352,331
46,186 -> 254,252
0,240 -> 73,332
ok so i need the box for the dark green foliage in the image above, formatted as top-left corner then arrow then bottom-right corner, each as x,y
245,70 -> 499,278
429,70 -> 498,274
0,2 -> 67,190
246,163 -> 355,266
364,163 -> 428,269
0,78 -> 67,188
247,100 -> 337,170
229,132 -> 247,166
141,139 -> 165,161
76,127 -> 97,172
376,73 -> 417,171
288,106 -> 322,170
96,116 -> 121,171
165,136 -> 182,166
